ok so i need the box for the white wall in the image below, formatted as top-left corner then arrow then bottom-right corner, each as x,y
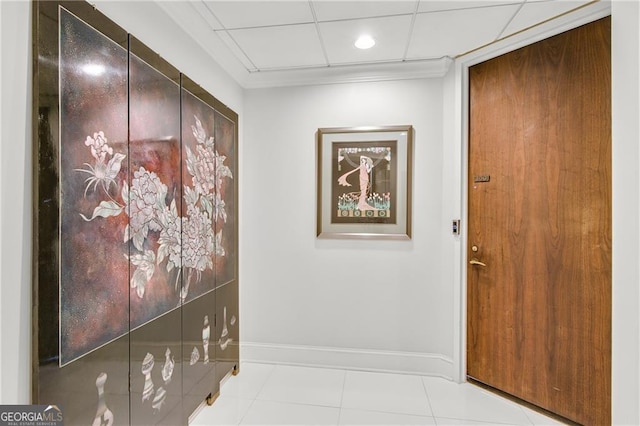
1,0 -> 32,405
0,0 -> 5,406
441,64 -> 465,382
611,1 -> 640,424
0,0 -> 4,401
0,0 -> 244,404
241,79 -> 455,376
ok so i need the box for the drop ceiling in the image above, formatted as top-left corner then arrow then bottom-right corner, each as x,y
158,0 -> 604,88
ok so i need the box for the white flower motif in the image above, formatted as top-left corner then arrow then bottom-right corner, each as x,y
127,167 -> 167,251
191,115 -> 214,148
182,204 -> 214,273
215,151 -> 233,191
85,131 -> 113,162
213,192 -> 227,223
128,250 -> 156,299
186,144 -> 217,196
157,199 -> 182,273
76,116 -> 234,303
76,131 -> 125,197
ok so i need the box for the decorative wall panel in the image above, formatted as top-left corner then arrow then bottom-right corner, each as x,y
215,281 -> 240,383
213,110 -> 238,288
179,87 -> 219,303
33,2 -> 239,424
181,290 -> 218,419
59,5 -> 129,366
128,45 -> 182,326
128,37 -> 184,426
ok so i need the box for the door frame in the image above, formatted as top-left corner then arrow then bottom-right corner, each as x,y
450,0 -> 612,385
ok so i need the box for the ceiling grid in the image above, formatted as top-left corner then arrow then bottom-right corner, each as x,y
156,0 -> 605,87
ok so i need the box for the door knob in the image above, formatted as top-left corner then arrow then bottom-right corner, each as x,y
469,258 -> 487,267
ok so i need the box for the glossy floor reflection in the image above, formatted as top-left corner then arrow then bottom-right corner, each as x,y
190,362 -> 566,425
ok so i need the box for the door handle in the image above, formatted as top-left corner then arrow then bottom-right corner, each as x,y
469,258 -> 487,267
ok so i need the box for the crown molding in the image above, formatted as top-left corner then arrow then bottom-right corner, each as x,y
241,58 -> 454,89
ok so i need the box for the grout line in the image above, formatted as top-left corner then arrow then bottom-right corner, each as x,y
420,375 -> 438,425
236,362 -> 279,424
435,416 -> 522,425
210,362 -> 562,425
248,398 -> 343,411
234,396 -> 254,425
336,368 -> 348,425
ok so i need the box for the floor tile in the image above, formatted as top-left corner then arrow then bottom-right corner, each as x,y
435,417 -> 520,425
189,363 -> 569,426
220,362 -> 276,400
341,370 -> 432,417
256,364 -> 346,407
521,406 -> 568,425
190,395 -> 254,425
422,377 -> 531,425
240,400 -> 340,425
339,408 -> 436,425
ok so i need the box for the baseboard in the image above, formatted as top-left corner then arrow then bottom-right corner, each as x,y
240,342 -> 454,379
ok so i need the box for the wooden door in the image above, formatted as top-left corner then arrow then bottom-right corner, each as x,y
467,17 -> 611,425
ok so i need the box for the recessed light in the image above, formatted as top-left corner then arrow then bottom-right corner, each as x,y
355,35 -> 375,50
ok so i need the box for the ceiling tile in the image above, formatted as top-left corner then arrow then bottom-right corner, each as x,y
202,1 -> 314,29
312,1 -> 417,22
227,24 -> 327,70
418,0 -> 523,13
159,0 -> 609,87
406,4 -> 521,59
319,15 -> 413,65
216,31 -> 258,71
500,0 -> 593,37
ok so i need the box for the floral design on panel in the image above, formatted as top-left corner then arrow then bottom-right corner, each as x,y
76,116 -> 232,302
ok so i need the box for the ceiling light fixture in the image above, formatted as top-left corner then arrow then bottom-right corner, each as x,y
354,35 -> 375,50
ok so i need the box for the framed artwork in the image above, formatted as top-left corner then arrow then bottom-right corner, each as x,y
316,126 -> 413,239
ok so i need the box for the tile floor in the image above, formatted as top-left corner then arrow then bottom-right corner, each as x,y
190,362 -> 566,425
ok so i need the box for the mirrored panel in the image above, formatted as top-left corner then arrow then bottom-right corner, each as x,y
128,38 -> 183,425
